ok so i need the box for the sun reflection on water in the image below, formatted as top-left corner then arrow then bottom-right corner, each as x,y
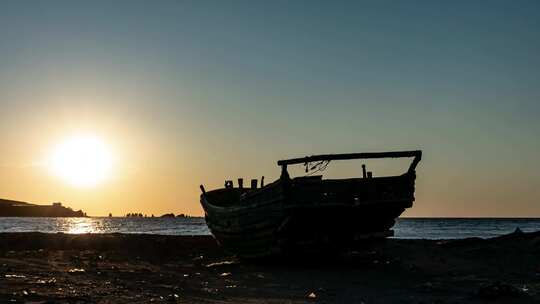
62,217 -> 98,234
0,217 -> 210,235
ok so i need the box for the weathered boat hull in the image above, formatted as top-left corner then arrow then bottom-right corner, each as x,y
204,202 -> 408,258
201,170 -> 418,258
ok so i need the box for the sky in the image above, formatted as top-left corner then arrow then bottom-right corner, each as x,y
0,1 -> 539,217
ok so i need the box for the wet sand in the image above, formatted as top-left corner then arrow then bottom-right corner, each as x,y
0,231 -> 539,303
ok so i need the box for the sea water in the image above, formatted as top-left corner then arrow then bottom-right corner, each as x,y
0,217 -> 539,239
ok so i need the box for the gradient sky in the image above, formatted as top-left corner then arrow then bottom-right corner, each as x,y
0,1 -> 539,216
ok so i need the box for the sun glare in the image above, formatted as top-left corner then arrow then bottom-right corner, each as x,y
48,135 -> 114,187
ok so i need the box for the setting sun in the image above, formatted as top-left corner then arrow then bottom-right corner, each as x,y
47,135 -> 114,187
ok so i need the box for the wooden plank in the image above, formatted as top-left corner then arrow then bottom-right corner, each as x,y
277,150 -> 422,173
277,150 -> 421,165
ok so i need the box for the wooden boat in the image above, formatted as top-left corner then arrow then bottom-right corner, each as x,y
200,150 -> 422,258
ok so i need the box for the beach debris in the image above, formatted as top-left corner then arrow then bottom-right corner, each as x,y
256,273 -> 265,279
68,268 -> 86,273
475,281 -> 528,300
202,287 -> 219,294
36,278 -> 57,285
193,255 -> 204,261
307,292 -> 317,299
220,272 -> 231,277
225,285 -> 237,288
4,274 -> 26,278
205,260 -> 237,268
167,293 -> 180,302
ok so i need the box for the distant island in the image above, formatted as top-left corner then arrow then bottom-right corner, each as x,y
124,212 -> 191,218
0,198 -> 86,217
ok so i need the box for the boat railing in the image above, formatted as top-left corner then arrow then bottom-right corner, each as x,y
277,150 -> 422,179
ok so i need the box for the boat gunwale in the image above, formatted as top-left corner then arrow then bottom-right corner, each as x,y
201,173 -> 415,211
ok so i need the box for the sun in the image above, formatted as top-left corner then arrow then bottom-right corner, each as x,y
48,135 -> 114,187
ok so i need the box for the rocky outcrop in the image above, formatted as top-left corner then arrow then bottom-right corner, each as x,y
0,199 -> 85,217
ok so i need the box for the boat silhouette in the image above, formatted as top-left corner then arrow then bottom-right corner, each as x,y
200,150 -> 422,258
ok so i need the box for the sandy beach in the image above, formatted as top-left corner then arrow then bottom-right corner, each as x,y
0,231 -> 538,303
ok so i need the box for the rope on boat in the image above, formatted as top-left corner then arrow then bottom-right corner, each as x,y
304,160 -> 331,176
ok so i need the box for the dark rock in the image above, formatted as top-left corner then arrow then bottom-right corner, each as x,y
475,281 -> 527,300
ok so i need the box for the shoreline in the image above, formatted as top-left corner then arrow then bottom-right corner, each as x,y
2,218 -> 540,241
1,231 -> 539,303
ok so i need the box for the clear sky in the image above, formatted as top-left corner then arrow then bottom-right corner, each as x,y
0,1 -> 539,217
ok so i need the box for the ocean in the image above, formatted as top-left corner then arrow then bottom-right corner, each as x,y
0,217 -> 539,239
